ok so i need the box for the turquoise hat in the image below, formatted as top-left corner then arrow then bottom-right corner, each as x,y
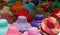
22,3 -> 35,15
7,0 -> 23,6
0,19 -> 10,35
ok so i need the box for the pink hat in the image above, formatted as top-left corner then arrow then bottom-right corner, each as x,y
22,27 -> 41,35
5,26 -> 21,35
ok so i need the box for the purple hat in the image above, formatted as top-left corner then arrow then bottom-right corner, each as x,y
12,16 -> 32,32
16,16 -> 28,23
30,14 -> 44,28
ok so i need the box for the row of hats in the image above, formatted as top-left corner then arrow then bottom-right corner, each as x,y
1,0 -> 60,12
0,16 -> 60,35
0,0 -> 54,15
0,15 -> 43,35
0,0 -> 57,18
0,8 -> 60,35
0,0 -> 56,19
0,0 -> 35,15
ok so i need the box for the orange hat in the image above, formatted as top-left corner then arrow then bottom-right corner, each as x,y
10,1 -> 22,12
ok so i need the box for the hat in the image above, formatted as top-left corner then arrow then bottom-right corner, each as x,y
11,1 -> 22,12
17,8 -> 29,14
1,13 -> 14,24
41,17 -> 59,35
22,27 -> 42,35
0,19 -> 10,35
7,0 -> 22,6
22,2 -> 35,15
12,16 -> 32,32
14,8 -> 32,22
30,14 -> 44,28
0,6 -> 13,16
51,8 -> 60,18
5,26 -> 21,35
35,14 -> 44,21
51,8 -> 60,15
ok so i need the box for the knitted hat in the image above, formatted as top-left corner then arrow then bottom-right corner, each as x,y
12,16 -> 32,32
22,2 -> 35,15
40,17 -> 59,35
30,14 -> 44,28
51,8 -> 60,15
11,1 -> 22,12
5,26 -> 21,35
51,8 -> 60,18
0,19 -> 10,35
0,6 -> 13,16
22,27 -> 42,35
1,13 -> 14,24
14,8 -> 32,22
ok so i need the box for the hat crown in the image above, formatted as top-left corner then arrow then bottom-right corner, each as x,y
35,14 -> 44,21
0,19 -> 9,27
16,16 -> 28,23
28,27 -> 40,35
7,26 -> 19,34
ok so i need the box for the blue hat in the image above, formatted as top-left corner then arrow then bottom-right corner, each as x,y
30,14 -> 44,28
0,19 -> 10,35
35,14 -> 44,21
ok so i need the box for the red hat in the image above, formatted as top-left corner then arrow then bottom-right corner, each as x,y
1,13 -> 14,24
51,8 -> 60,15
14,8 -> 32,22
18,8 -> 29,14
